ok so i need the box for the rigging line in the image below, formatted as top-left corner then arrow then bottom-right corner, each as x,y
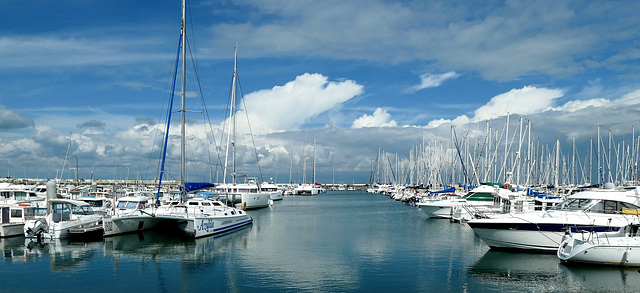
236,73 -> 265,184
185,32 -> 224,181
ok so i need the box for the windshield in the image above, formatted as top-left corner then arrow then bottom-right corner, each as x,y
549,198 -> 597,211
71,204 -> 95,215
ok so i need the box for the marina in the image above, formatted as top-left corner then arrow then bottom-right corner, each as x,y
0,191 -> 639,292
2,1 -> 640,292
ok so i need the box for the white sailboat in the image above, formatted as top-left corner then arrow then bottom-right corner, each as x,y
218,47 -> 270,209
293,137 -> 325,195
119,0 -> 252,238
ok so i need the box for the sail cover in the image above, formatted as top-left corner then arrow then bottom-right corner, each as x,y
185,182 -> 215,192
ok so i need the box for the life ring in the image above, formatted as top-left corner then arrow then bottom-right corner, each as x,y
504,183 -> 511,190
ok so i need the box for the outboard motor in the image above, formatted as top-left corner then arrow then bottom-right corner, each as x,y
25,218 -> 48,240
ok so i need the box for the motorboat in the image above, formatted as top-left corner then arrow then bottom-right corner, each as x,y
292,183 -> 326,196
557,223 -> 640,267
23,199 -> 103,240
417,184 -> 500,219
261,181 -> 284,201
466,184 -> 640,252
0,203 -> 46,237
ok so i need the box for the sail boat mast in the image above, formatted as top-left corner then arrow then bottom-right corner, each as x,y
180,0 -> 187,200
223,47 -> 239,185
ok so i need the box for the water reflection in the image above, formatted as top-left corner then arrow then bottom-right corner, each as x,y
0,224 -> 252,272
469,250 -> 640,292
104,225 -> 252,264
24,239 -> 102,272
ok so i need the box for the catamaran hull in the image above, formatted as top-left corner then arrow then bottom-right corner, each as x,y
103,215 -> 161,237
191,214 -> 253,238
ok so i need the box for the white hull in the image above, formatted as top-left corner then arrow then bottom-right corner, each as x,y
419,204 -> 453,218
467,187 -> 640,252
0,223 -> 24,238
558,227 -> 640,267
472,227 -> 563,251
191,214 -> 253,237
468,212 -> 640,251
239,193 -> 270,209
24,216 -> 102,239
268,191 -> 284,201
103,214 -> 160,237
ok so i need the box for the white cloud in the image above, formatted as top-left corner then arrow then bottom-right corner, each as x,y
472,86 -> 563,121
239,73 -> 364,134
553,98 -> 609,112
407,72 -> 460,93
352,108 -> 397,128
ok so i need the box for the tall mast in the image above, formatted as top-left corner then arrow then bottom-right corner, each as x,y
232,46 -> 238,184
222,46 -> 238,185
180,0 -> 187,200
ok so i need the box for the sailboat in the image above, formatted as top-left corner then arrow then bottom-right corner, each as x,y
293,137 -> 325,195
105,0 -> 252,238
215,47 -> 271,210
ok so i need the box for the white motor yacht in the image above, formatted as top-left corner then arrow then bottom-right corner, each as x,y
467,184 -> 640,252
558,223 -> 640,267
24,199 -> 103,240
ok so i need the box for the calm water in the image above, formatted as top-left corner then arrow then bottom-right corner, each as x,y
2,191 -> 640,292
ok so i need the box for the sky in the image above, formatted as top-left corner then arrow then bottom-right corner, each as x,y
1,0 -> 640,185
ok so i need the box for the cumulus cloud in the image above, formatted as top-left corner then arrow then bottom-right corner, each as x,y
239,73 -> 364,134
77,119 -> 105,129
0,107 -> 34,131
407,72 -> 460,93
352,108 -> 397,128
472,86 -> 563,121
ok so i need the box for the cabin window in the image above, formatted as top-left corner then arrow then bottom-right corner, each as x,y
126,202 -> 138,209
117,201 -> 128,209
14,192 -> 27,201
10,209 -> 22,218
202,202 -> 211,206
0,192 -> 9,199
189,202 -> 199,206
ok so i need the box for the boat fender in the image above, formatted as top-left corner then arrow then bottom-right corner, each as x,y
242,202 -> 247,210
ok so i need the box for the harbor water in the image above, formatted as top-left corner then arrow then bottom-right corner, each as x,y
1,191 -> 639,292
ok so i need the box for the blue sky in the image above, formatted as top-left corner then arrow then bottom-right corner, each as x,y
1,0 -> 640,185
